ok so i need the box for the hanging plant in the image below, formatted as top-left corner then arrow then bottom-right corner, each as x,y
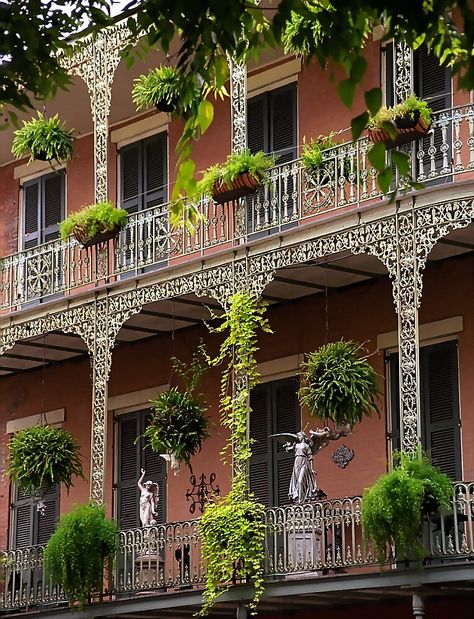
7,425 -> 84,494
198,150 -> 276,204
44,503 -> 118,608
132,65 -> 201,115
362,450 -> 453,564
299,340 -> 380,427
143,343 -> 209,472
199,292 -> 271,614
59,201 -> 128,247
11,112 -> 74,163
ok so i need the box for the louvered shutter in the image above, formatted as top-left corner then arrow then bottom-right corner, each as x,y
247,94 -> 268,154
272,377 -> 300,506
384,42 -> 395,107
421,341 -> 461,480
249,384 -> 272,506
414,46 -> 452,178
116,410 -> 167,529
12,488 -> 33,548
36,486 -> 60,545
388,353 -> 401,452
117,414 -> 141,529
270,86 -> 297,163
23,179 -> 41,250
43,173 -> 64,243
144,134 -> 167,209
121,143 -> 142,215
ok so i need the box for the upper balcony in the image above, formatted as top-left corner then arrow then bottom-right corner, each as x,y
0,103 -> 473,313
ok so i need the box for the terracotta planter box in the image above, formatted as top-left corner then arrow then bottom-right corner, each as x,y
368,110 -> 431,149
212,172 -> 261,204
73,224 -> 121,249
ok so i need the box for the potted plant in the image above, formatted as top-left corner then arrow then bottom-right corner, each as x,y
362,450 -> 453,564
44,503 -> 118,608
299,340 -> 380,428
132,65 -> 200,115
198,150 -> 275,204
143,343 -> 209,474
11,112 -> 74,163
199,491 -> 265,615
59,201 -> 128,248
301,133 -> 357,183
7,425 -> 84,495
367,94 -> 432,148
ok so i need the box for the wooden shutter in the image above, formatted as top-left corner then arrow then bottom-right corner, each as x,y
121,143 -> 142,215
43,173 -> 64,243
12,485 -> 59,549
249,384 -> 272,506
383,42 -> 395,107
116,410 -> 167,530
272,377 -> 300,506
143,134 -> 167,210
421,341 -> 461,480
23,178 -> 41,250
249,377 -> 300,507
269,85 -> 297,163
247,94 -> 268,154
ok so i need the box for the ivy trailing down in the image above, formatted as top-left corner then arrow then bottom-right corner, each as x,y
199,291 -> 272,615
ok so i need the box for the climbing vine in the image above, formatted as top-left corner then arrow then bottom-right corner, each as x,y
199,291 -> 271,614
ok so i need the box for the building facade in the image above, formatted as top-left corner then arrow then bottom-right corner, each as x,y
0,21 -> 473,619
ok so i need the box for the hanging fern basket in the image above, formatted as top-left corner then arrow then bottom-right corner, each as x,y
7,425 -> 84,494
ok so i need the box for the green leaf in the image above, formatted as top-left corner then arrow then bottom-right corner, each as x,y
377,166 -> 393,194
350,56 -> 367,83
179,158 -> 195,180
368,142 -> 386,171
391,150 -> 410,177
364,88 -> 382,117
351,111 -> 369,141
197,100 -> 214,134
338,78 -> 356,109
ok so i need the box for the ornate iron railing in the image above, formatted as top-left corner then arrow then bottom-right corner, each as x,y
2,483 -> 473,611
1,105 -> 473,310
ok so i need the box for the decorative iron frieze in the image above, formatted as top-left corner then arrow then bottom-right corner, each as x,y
185,473 -> 220,514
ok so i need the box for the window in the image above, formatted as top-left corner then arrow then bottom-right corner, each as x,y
22,171 -> 65,250
115,409 -> 167,530
11,485 -> 59,549
118,133 -> 168,270
388,340 -> 461,480
246,84 -> 298,234
249,376 -> 300,507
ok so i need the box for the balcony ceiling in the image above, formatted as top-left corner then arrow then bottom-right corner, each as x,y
1,227 -> 471,378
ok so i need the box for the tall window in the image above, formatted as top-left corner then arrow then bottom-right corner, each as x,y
22,171 -> 65,250
115,409 -> 167,530
249,377 -> 300,507
11,485 -> 59,549
388,340 -> 461,480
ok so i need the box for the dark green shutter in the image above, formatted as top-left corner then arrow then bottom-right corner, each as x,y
12,485 -> 59,549
23,179 -> 41,250
43,173 -> 64,243
144,134 -> 167,210
22,172 -> 64,250
116,409 -> 167,529
384,42 -> 395,107
388,341 -> 461,479
269,86 -> 297,163
420,341 -> 461,480
121,143 -> 141,215
247,94 -> 268,154
249,377 -> 300,507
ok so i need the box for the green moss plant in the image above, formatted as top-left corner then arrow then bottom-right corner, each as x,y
199,292 -> 272,615
11,112 -> 74,163
59,201 -> 127,243
132,65 -> 200,116
44,503 -> 118,608
299,340 -> 380,427
7,425 -> 84,494
362,450 -> 453,563
143,343 -> 209,470
197,150 -> 275,199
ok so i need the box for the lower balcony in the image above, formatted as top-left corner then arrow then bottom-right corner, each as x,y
2,482 -> 473,615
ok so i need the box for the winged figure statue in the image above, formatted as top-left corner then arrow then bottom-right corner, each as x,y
270,425 -> 351,504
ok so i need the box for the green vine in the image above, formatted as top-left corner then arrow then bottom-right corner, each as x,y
199,291 -> 272,614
